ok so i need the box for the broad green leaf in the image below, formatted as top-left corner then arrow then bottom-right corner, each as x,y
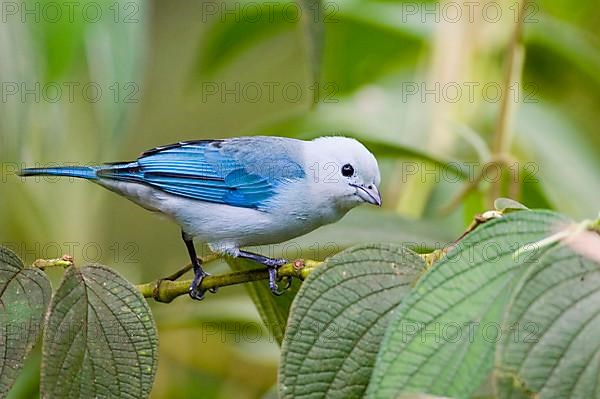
320,3 -> 428,94
193,0 -> 323,104
195,1 -> 296,77
0,247 -> 51,396
495,243 -> 600,399
366,210 -> 570,399
279,244 -> 425,399
41,265 -> 158,398
338,1 -> 433,40
226,258 -> 301,345
226,208 -> 458,346
526,15 -> 600,89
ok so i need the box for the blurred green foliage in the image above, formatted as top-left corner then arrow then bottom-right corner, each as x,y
1,0 -> 599,397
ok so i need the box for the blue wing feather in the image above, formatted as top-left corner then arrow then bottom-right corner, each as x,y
97,138 -> 305,209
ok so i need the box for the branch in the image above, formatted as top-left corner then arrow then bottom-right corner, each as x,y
491,0 -> 527,156
137,259 -> 322,303
489,0 -> 527,204
32,212 -> 512,304
32,255 -> 74,269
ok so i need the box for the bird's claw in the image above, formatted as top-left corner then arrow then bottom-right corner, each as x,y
189,286 -> 206,300
266,258 -> 291,296
188,272 -> 207,300
188,270 -> 217,300
281,275 -> 292,290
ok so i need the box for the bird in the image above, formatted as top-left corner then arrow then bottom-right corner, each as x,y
19,136 -> 382,300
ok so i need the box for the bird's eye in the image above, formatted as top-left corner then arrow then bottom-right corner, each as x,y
341,164 -> 354,177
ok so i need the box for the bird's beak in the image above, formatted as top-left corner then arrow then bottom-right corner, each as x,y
352,184 -> 382,207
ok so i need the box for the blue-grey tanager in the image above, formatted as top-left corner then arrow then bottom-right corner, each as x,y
19,136 -> 381,299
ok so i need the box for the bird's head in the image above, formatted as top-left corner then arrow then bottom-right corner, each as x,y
307,136 -> 381,210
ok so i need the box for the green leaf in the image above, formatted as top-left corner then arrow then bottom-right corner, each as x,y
0,247 -> 51,396
226,208 -> 457,346
195,1 -> 296,77
41,265 -> 158,398
516,103 -> 600,219
193,0 -> 322,105
526,15 -> 600,89
279,244 -> 426,399
338,1 -> 433,39
494,198 -> 529,213
297,0 -> 323,87
321,3 -> 429,94
366,210 -> 570,399
226,258 -> 300,345
495,243 -> 600,399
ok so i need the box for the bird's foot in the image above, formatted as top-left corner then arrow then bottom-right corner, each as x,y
266,258 -> 292,296
194,259 -> 218,294
236,251 -> 292,296
188,270 -> 218,300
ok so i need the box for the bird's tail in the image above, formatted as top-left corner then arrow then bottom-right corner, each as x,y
18,166 -> 98,180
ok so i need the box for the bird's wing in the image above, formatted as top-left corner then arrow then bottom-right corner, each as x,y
97,138 -> 305,209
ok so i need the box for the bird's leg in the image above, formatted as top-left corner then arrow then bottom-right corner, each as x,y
181,231 -> 217,300
159,253 -> 219,281
236,250 -> 292,296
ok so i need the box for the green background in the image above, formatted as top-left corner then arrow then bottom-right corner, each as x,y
1,0 -> 598,397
